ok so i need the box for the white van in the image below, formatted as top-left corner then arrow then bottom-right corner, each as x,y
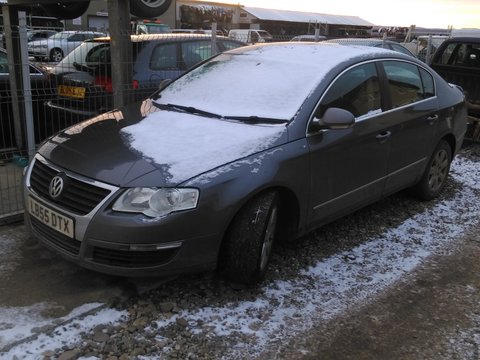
228,29 -> 273,44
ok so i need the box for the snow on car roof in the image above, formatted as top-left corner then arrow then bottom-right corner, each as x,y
156,43 -> 393,121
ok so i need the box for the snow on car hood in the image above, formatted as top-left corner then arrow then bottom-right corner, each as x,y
121,110 -> 287,184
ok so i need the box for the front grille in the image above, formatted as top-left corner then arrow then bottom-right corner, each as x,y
29,159 -> 111,215
31,217 -> 81,256
92,246 -> 178,268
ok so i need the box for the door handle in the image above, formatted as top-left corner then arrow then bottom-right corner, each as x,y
426,115 -> 439,124
376,131 -> 391,142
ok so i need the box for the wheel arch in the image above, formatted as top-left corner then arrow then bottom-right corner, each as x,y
217,185 -> 300,260
441,133 -> 456,157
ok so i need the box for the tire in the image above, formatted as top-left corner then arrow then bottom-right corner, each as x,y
49,48 -> 64,62
41,2 -> 90,20
412,140 -> 452,200
219,191 -> 279,285
130,0 -> 172,18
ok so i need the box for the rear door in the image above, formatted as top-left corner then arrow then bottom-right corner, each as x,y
379,60 -> 439,195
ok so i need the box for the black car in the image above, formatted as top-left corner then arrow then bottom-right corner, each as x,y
430,37 -> 480,141
24,43 -> 467,285
325,38 -> 416,57
46,34 -> 245,122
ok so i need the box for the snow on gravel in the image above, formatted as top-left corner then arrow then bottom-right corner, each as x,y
1,155 -> 479,359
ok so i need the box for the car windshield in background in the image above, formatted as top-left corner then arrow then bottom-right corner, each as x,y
155,45 -> 339,120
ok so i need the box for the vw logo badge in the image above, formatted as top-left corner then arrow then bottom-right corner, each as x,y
49,174 -> 65,200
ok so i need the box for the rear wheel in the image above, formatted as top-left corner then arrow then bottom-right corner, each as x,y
49,48 -> 64,62
412,140 -> 452,200
130,0 -> 172,18
219,191 -> 279,285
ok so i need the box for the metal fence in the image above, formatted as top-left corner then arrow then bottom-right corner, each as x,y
0,14 -> 304,221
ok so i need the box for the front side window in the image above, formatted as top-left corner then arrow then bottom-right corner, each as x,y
316,62 -> 382,119
383,61 -> 424,108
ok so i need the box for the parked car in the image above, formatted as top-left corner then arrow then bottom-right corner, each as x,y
0,48 -> 53,150
46,33 -> 245,122
325,38 -> 416,57
23,43 -> 467,285
27,30 -> 105,62
430,37 -> 480,140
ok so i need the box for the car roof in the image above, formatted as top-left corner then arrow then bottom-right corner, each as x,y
441,36 -> 480,43
228,42 -> 412,70
325,38 -> 398,46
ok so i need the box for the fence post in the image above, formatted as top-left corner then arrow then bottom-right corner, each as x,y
108,0 -> 134,109
211,22 -> 218,55
18,12 -> 36,158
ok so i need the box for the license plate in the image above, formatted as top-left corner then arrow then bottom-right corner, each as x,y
28,196 -> 75,239
58,85 -> 86,99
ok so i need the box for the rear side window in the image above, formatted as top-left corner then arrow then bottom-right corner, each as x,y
150,43 -> 179,70
181,41 -> 212,68
317,63 -> 382,119
383,61 -> 424,108
419,68 -> 435,98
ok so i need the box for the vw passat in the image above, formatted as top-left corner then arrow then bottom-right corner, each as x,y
24,43 -> 467,285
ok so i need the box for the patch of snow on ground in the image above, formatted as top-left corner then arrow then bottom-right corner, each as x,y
0,306 -> 127,359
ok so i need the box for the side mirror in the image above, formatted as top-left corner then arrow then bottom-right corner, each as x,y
311,107 -> 355,131
158,79 -> 172,91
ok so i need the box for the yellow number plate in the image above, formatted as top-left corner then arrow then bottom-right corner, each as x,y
28,196 -> 75,239
58,85 -> 86,99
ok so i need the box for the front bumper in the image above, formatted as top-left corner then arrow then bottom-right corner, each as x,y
23,155 -> 221,277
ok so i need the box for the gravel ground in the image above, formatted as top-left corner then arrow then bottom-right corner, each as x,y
5,143 -> 480,360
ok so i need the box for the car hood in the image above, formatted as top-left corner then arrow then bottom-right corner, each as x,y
38,100 -> 288,187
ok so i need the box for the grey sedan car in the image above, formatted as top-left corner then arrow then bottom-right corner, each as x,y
23,43 -> 467,285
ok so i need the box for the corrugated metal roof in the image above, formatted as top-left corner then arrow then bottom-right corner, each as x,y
242,7 -> 374,27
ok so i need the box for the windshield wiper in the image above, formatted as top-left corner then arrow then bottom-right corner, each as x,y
153,103 -> 222,119
224,116 -> 289,124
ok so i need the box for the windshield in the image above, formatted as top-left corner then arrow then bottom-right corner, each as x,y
155,46 -> 325,120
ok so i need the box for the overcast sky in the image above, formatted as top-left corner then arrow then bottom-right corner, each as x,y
204,0 -> 480,29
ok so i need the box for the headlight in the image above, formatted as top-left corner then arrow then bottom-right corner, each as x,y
112,187 -> 199,217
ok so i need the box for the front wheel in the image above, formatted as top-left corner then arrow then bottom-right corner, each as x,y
49,48 -> 64,62
412,140 -> 452,200
130,0 -> 172,18
219,191 -> 279,285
